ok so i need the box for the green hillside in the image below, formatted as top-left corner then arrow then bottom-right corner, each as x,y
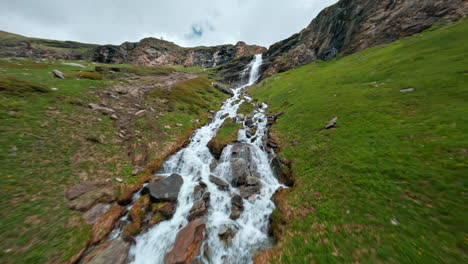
250,19 -> 468,263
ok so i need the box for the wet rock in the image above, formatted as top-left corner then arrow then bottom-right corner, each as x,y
52,69 -> 65,79
88,103 -> 115,115
229,143 -> 258,187
90,204 -> 124,245
218,225 -> 238,246
236,113 -> 245,122
87,238 -> 130,264
188,200 -> 207,221
209,175 -> 229,191
271,156 -> 294,187
157,202 -> 176,218
239,185 -> 261,199
144,173 -> 184,202
83,203 -> 112,224
325,117 -> 338,129
164,218 -> 206,264
229,194 -> 244,220
244,115 -> 254,127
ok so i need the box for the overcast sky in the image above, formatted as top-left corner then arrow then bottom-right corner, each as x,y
0,0 -> 338,48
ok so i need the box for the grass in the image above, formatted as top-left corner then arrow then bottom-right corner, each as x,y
208,118 -> 243,157
250,19 -> 468,263
0,57 -> 226,263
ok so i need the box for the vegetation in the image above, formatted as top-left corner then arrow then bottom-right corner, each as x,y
0,57 -> 226,263
208,118 -> 243,157
250,19 -> 468,263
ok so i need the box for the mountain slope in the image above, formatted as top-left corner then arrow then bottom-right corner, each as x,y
0,31 -> 266,69
261,0 -> 467,78
250,18 -> 468,263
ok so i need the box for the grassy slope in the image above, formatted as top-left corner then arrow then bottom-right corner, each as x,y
0,59 -> 226,263
250,19 -> 468,263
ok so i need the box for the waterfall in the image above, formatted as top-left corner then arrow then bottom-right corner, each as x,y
130,54 -> 281,264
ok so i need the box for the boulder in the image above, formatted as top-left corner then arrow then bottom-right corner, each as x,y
52,69 -> 65,79
218,225 -> 238,246
65,181 -> 112,201
271,156 -> 294,187
187,200 -> 207,221
83,203 -> 112,224
144,174 -> 184,202
88,103 -> 116,115
325,117 -> 338,129
69,187 -> 115,212
164,218 -> 206,264
87,238 -> 130,264
229,194 -> 244,220
239,185 -> 261,199
90,204 -> 124,245
229,143 -> 258,187
209,175 -> 229,191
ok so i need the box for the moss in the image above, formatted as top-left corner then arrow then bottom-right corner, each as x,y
207,118 -> 242,157
237,101 -> 256,115
74,71 -> 103,80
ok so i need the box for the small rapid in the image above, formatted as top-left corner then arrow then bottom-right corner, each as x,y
130,54 -> 282,264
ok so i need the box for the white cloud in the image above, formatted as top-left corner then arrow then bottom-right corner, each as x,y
0,0 -> 338,47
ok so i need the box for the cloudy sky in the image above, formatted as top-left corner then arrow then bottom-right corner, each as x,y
0,0 -> 338,48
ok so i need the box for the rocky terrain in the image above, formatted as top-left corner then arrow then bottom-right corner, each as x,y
0,31 -> 266,70
260,0 -> 468,78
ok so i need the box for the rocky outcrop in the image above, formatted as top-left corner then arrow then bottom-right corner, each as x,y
85,238 -> 131,264
228,143 -> 262,199
0,31 -> 265,69
261,0 -> 468,78
93,39 -> 265,68
164,218 -> 206,264
144,173 -> 184,202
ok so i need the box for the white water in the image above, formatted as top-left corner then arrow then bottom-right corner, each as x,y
130,54 -> 282,264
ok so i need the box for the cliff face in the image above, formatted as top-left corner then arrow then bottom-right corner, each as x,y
0,31 -> 266,69
261,0 -> 468,78
94,39 -> 266,68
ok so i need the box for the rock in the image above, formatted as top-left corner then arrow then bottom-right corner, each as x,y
236,113 -> 245,122
218,225 -> 238,246
83,203 -> 112,224
164,218 -> 206,264
69,187 -> 115,212
65,181 -> 112,200
51,87 -> 58,91
115,178 -> 123,183
144,174 -> 184,202
88,103 -> 115,115
131,166 -> 145,176
400,88 -> 415,93
135,110 -> 146,116
87,238 -> 130,264
229,143 -> 258,187
188,200 -> 207,221
244,115 -> 254,127
230,194 -> 244,220
325,117 -> 338,129
260,0 -> 468,79
63,62 -> 86,68
90,204 -> 124,245
239,185 -> 260,199
52,69 -> 65,79
209,175 -> 229,191
212,82 -> 234,95
271,156 -> 294,187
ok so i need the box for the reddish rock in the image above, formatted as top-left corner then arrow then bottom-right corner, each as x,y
164,218 -> 206,264
90,204 -> 124,245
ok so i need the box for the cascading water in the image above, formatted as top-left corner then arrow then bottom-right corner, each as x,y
130,54 -> 282,264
